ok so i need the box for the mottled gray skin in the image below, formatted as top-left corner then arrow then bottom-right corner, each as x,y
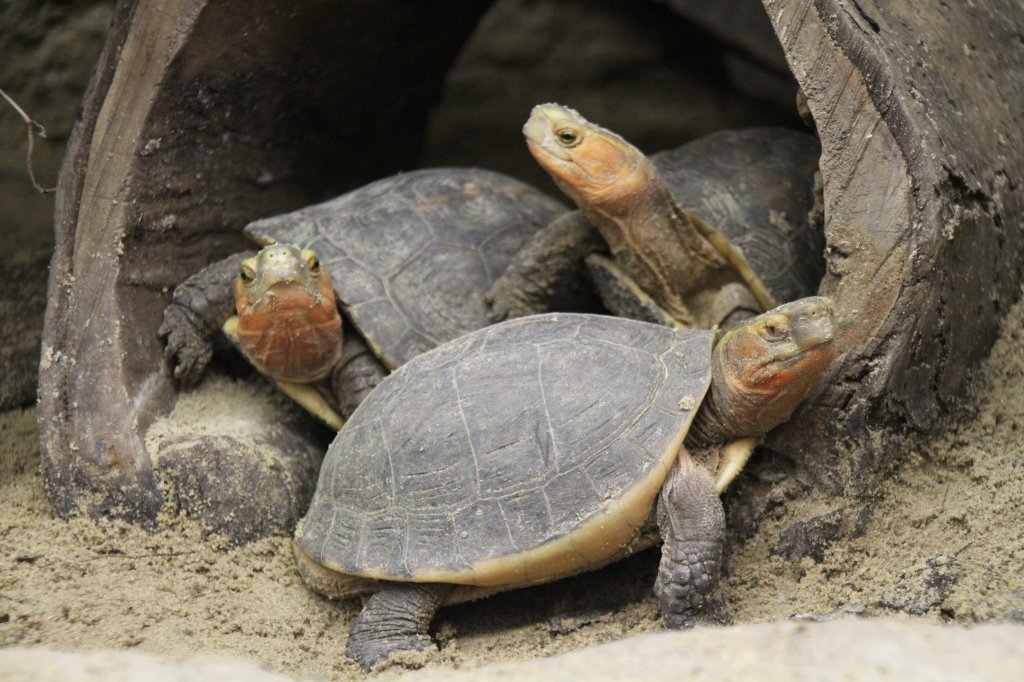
160,167 -> 564,420
486,127 -> 824,325
298,298 -> 834,670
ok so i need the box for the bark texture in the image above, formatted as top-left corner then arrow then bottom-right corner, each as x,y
762,0 -> 1024,491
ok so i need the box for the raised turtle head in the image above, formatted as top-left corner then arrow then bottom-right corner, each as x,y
233,243 -> 343,383
692,296 -> 835,445
523,103 -> 650,210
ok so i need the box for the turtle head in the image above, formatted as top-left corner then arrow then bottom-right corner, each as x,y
523,103 -> 648,210
699,296 -> 835,443
233,243 -> 343,383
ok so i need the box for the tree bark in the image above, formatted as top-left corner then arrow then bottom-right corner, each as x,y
763,0 -> 1024,490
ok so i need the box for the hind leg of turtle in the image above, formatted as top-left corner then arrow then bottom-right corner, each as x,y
345,582 -> 453,671
653,449 -> 727,628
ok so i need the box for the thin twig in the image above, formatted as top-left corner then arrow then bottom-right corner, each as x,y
1,86 -> 56,194
83,550 -> 199,562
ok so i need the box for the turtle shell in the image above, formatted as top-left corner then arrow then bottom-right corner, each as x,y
653,127 -> 824,304
296,313 -> 715,588
244,168 -> 564,370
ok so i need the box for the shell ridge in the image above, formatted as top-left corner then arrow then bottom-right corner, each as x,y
496,499 -> 520,554
401,512 -> 412,577
539,488 -> 557,545
318,497 -> 339,567
378,414 -> 398,505
451,364 -> 483,496
535,343 -> 563,473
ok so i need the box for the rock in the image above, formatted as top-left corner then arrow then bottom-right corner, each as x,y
0,648 -> 299,682
880,553 -> 962,616
143,372 -> 329,544
0,0 -> 114,409
401,620 -> 1024,681
5,620 -> 1023,681
772,508 -> 845,563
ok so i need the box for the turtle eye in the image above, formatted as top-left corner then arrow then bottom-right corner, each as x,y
239,263 -> 256,283
555,127 -> 580,147
302,249 -> 321,274
759,316 -> 790,342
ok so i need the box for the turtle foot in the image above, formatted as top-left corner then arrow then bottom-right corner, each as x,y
158,303 -> 214,387
654,453 -> 726,628
345,629 -> 435,672
654,539 -> 722,629
345,583 -> 451,672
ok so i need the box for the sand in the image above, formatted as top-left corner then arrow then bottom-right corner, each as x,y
2,288 -> 1023,679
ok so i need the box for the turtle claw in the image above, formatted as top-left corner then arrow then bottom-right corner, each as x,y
483,288 -> 518,323
158,303 -> 214,387
345,630 -> 435,672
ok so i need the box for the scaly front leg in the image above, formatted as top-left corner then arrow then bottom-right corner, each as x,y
653,449 -> 726,628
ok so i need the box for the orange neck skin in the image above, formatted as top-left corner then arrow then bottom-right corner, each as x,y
234,272 -> 343,383
525,136 -> 649,218
525,116 -> 730,323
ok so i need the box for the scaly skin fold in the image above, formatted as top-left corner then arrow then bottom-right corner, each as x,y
345,583 -> 453,671
655,452 -> 725,628
331,333 -> 387,419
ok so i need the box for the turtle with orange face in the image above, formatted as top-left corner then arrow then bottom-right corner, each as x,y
231,245 -> 342,385
293,296 -> 835,670
160,168 -> 565,428
487,104 -> 825,330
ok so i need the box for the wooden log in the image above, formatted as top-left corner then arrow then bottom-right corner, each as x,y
763,0 -> 1024,490
39,0 -> 490,533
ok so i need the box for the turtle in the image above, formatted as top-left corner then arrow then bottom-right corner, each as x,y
293,295 -> 835,670
159,167 -> 565,428
486,104 -> 824,330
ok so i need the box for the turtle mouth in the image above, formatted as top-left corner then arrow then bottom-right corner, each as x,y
523,104 -> 579,164
249,281 -> 328,311
787,296 -> 835,350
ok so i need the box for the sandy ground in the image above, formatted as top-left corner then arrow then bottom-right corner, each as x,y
2,288 -> 1023,679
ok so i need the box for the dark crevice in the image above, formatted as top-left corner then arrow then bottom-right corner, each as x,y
850,0 -> 881,33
